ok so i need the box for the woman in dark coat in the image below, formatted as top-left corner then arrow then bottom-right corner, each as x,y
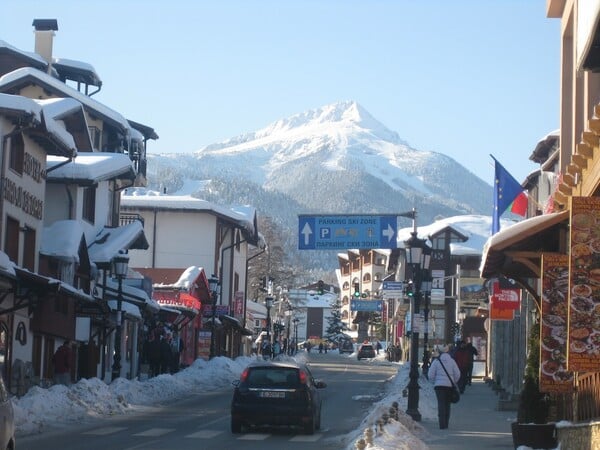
452,340 -> 471,393
159,334 -> 172,374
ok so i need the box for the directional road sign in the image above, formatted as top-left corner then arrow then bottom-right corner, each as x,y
382,281 -> 404,299
350,299 -> 384,312
298,214 -> 409,250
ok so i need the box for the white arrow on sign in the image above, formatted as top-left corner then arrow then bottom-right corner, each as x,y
382,223 -> 395,242
301,222 -> 313,246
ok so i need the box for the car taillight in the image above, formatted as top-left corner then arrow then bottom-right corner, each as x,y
240,368 -> 250,382
299,370 -> 308,384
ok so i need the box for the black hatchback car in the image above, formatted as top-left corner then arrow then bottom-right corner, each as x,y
231,360 -> 326,434
357,343 -> 376,360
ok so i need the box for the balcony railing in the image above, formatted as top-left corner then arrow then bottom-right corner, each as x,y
119,213 -> 144,227
576,372 -> 600,422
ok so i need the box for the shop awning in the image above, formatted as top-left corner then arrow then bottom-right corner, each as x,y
219,314 -> 253,335
480,211 -> 569,280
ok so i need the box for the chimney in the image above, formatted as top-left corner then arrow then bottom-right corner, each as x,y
32,19 -> 58,67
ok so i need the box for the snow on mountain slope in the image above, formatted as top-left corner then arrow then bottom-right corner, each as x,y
184,100 -> 451,196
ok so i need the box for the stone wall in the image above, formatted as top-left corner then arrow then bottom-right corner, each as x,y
556,422 -> 600,450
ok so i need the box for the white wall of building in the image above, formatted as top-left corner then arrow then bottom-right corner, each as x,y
126,210 -> 217,270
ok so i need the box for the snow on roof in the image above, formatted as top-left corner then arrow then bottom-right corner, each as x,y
32,98 -> 79,152
105,277 -> 160,313
303,293 -> 337,308
246,300 -> 267,316
87,221 -> 148,265
153,266 -> 205,289
0,93 -> 42,123
0,40 -> 48,67
40,220 -> 86,263
396,214 -> 515,256
107,299 -> 141,319
0,251 -> 16,277
0,67 -> 131,134
121,188 -> 259,244
47,153 -> 135,183
52,57 -> 101,83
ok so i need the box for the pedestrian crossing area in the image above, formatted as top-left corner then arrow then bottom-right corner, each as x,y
82,426 -> 324,442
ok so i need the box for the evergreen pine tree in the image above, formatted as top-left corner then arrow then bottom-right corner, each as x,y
325,298 -> 348,342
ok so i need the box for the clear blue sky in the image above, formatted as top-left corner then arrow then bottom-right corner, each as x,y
3,0 -> 559,184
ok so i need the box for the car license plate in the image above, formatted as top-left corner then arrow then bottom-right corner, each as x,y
260,391 -> 285,398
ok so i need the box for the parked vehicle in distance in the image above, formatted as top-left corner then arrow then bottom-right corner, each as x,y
339,338 -> 355,354
357,343 -> 376,360
0,375 -> 15,450
231,360 -> 327,434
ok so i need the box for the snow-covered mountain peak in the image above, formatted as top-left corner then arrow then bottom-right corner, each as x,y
198,101 -> 406,157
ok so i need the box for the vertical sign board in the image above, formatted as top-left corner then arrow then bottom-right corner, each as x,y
567,197 -> 600,372
298,215 -> 402,250
540,254 -> 573,393
431,269 -> 445,305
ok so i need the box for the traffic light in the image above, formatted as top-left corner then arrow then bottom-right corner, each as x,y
353,282 -> 360,298
317,280 -> 324,295
404,281 -> 414,298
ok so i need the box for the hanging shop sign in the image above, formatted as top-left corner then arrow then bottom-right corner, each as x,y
567,196 -> 600,372
489,278 -> 518,320
540,253 -> 573,393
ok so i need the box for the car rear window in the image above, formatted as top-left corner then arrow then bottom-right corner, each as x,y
247,367 -> 299,387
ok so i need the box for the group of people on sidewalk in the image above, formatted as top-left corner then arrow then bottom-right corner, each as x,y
427,340 -> 478,429
141,324 -> 184,377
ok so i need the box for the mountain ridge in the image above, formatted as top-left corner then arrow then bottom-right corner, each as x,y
145,101 -> 492,269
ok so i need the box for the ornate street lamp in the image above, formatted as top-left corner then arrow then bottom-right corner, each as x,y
265,296 -> 274,358
208,275 -> 220,359
111,251 -> 129,381
404,231 -> 431,422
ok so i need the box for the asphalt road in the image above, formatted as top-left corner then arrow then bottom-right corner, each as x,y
18,352 -> 399,450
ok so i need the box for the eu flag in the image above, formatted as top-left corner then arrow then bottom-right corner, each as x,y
492,156 -> 526,234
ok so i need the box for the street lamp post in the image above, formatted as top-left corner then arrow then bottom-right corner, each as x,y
404,231 -> 431,422
421,267 -> 433,376
293,318 -> 299,355
265,296 -> 274,358
111,251 -> 129,381
208,275 -> 220,359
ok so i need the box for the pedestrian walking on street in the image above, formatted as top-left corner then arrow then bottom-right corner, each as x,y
465,341 -> 478,385
159,333 -> 172,374
428,344 -> 461,430
53,340 -> 73,386
452,340 -> 470,393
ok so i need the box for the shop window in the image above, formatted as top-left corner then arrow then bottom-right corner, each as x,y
22,226 -> 36,272
82,186 -> 96,223
432,236 -> 445,250
9,133 -> 24,175
4,216 -> 19,263
88,126 -> 102,150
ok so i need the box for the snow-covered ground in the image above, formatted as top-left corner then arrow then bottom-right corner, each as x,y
12,350 -> 437,449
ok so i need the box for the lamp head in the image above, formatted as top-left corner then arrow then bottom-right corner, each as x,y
266,296 -> 274,308
404,232 -> 426,267
208,275 -> 219,293
112,251 -> 129,278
